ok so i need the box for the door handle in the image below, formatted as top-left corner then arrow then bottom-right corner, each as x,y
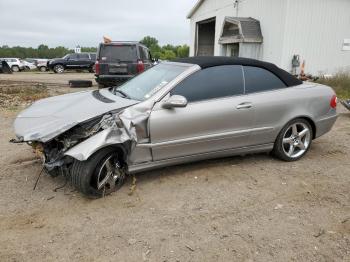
236,102 -> 252,109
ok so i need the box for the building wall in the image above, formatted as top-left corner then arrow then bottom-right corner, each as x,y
189,0 -> 288,66
281,0 -> 350,75
189,0 -> 350,75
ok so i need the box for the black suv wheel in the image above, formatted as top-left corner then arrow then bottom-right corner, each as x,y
53,64 -> 65,73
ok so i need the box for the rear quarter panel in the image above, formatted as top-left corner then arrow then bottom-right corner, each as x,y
247,83 -> 336,145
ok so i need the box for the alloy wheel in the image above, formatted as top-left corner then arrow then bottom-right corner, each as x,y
54,65 -> 64,73
282,122 -> 311,158
93,153 -> 125,195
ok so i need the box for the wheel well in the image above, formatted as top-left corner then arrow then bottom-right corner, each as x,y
100,145 -> 128,165
298,117 -> 316,139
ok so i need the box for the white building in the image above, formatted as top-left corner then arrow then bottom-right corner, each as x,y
74,45 -> 81,54
187,0 -> 350,75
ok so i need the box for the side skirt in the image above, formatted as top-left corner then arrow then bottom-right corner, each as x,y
127,143 -> 274,174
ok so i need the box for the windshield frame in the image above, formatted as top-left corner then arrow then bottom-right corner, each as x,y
110,62 -> 197,102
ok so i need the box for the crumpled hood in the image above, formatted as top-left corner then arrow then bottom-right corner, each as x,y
14,89 -> 139,142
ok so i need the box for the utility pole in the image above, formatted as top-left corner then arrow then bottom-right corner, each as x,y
234,0 -> 240,17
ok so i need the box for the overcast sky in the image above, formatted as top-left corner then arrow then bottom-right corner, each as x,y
0,0 -> 197,48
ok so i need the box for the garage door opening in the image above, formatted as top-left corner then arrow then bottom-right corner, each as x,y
196,18 -> 216,56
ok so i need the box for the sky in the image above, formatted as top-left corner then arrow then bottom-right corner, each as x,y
0,0 -> 198,48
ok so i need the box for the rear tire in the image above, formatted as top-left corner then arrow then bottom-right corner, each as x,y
272,118 -> 313,161
39,66 -> 46,72
70,147 -> 126,198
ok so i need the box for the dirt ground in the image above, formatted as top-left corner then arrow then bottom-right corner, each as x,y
0,72 -> 349,262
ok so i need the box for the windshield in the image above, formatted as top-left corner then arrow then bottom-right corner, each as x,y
112,63 -> 190,101
62,54 -> 69,59
99,45 -> 137,62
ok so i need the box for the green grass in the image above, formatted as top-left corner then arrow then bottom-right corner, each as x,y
316,72 -> 350,99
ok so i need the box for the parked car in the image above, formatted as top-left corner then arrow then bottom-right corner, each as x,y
47,53 -> 96,73
95,41 -> 153,88
22,60 -> 37,70
37,59 -> 50,72
26,58 -> 50,72
12,56 -> 338,198
0,58 -> 25,72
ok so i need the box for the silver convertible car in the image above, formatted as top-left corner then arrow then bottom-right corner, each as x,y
13,57 -> 338,197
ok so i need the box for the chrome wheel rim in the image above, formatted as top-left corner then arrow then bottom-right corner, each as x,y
95,154 -> 124,194
55,65 -> 64,73
282,122 -> 311,158
12,66 -> 19,72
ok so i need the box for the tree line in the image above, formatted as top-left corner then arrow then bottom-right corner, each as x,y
0,36 -> 189,60
0,44 -> 97,59
140,36 -> 189,60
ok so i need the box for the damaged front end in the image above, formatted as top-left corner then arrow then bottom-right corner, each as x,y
11,97 -> 154,178
19,113 -> 124,176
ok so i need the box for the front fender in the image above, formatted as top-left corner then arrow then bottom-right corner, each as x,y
65,127 -> 132,161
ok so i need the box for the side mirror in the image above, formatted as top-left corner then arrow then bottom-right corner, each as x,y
162,95 -> 187,109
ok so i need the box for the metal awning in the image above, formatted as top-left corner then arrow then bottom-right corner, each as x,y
219,17 -> 263,44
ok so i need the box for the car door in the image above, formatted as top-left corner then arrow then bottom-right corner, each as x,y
66,53 -> 78,68
241,66 -> 290,145
149,65 -> 255,161
77,53 -> 91,68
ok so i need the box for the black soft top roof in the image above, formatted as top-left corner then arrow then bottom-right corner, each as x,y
174,56 -> 302,87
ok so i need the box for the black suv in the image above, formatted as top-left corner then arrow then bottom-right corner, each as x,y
95,42 -> 153,88
48,53 -> 96,73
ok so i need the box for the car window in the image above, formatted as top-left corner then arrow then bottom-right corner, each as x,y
99,45 -> 137,62
143,48 -> 150,60
69,54 -> 78,59
244,66 -> 287,94
79,53 -> 89,59
171,65 -> 244,103
138,46 -> 144,60
90,53 -> 96,60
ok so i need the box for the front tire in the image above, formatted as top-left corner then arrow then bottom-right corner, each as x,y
11,65 -> 19,72
272,118 -> 313,161
53,64 -> 65,73
70,147 -> 126,198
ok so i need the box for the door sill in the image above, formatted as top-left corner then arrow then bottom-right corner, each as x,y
128,143 -> 273,174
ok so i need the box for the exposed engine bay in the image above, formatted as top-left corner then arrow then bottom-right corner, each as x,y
30,114 -> 121,175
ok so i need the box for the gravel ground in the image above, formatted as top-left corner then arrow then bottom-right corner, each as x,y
0,73 -> 349,261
